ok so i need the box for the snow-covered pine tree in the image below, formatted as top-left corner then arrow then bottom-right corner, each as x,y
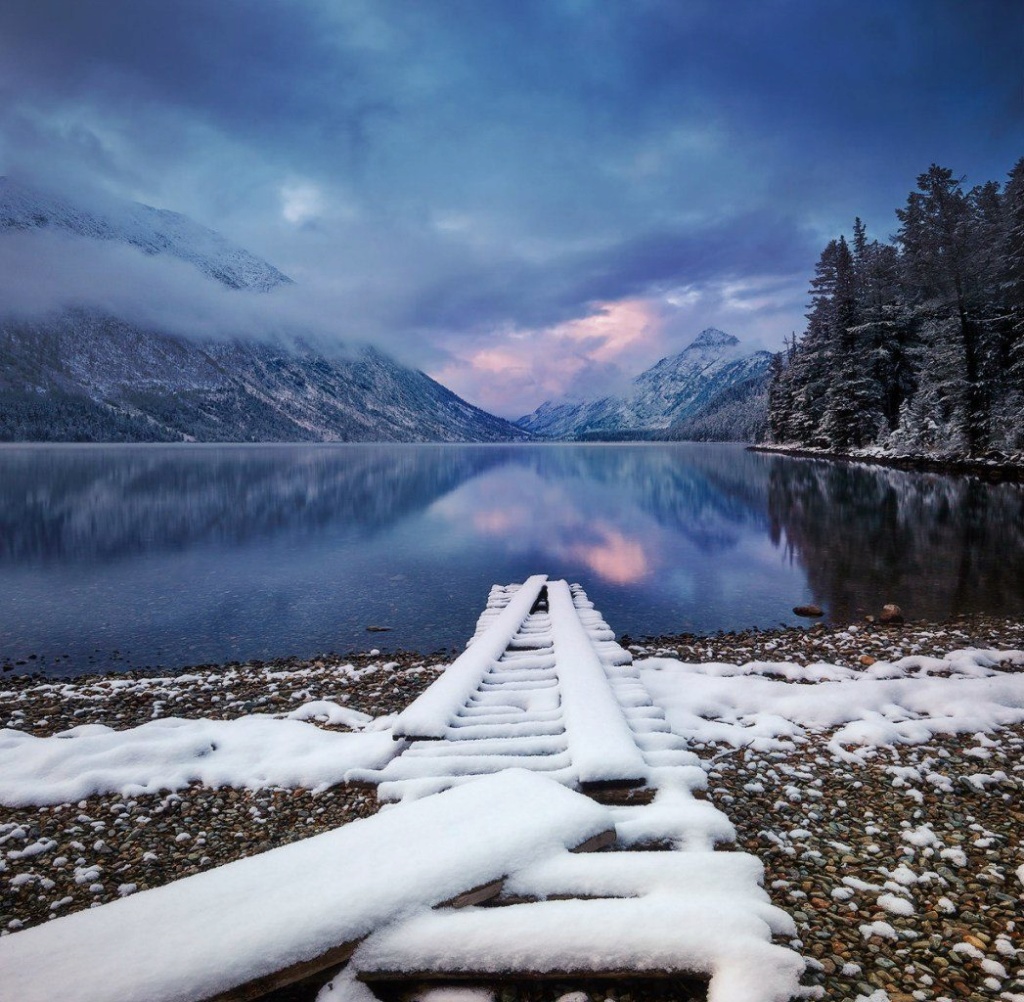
894,165 -> 986,454
851,219 -> 911,436
767,157 -> 1023,458
817,236 -> 880,448
1000,158 -> 1024,449
785,249 -> 841,447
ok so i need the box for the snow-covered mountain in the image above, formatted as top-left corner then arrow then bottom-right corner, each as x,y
0,179 -> 528,443
0,177 -> 291,292
517,328 -> 773,440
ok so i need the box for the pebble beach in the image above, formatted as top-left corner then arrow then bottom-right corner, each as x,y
2,617 -> 1023,1002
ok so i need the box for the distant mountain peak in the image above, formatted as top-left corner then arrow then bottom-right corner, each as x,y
516,326 -> 772,440
689,327 -> 738,349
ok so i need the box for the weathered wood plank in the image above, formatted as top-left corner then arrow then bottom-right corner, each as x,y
437,878 -> 506,909
207,939 -> 361,1002
568,828 -> 617,853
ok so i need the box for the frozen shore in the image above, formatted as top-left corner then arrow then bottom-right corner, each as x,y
2,617 -> 1023,1002
748,443 -> 1024,483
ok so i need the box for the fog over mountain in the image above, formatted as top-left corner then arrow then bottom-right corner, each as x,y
0,179 -> 528,443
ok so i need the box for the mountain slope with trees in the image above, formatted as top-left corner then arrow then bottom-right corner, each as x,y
0,180 -> 529,443
768,159 -> 1024,459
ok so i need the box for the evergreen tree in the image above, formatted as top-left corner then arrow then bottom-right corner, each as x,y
852,223 -> 911,433
769,157 -> 1023,458
1000,158 -> 1024,448
895,165 -> 986,452
767,350 -> 790,442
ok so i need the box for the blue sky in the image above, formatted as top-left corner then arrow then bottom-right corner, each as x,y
1,0 -> 1021,415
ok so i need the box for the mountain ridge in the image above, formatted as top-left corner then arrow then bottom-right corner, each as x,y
0,176 -> 292,292
516,327 -> 773,441
0,180 -> 529,443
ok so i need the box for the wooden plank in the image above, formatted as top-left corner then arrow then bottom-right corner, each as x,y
437,878 -> 505,909
545,581 -> 648,786
568,828 -> 617,853
0,770 -> 612,1002
206,939 -> 361,1002
360,969 -> 708,991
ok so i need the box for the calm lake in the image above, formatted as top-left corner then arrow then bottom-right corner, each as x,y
2,442 -> 1023,677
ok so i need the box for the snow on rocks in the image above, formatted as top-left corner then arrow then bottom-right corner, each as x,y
700,718 -> 1024,1000
639,647 -> 1024,760
0,714 -> 400,807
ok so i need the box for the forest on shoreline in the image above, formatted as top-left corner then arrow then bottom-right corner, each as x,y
769,158 -> 1024,459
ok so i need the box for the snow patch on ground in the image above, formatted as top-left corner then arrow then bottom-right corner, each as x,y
639,648 -> 1024,758
0,715 -> 399,806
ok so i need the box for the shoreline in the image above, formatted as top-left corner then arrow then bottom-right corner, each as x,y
748,443 -> 1024,483
6,611 -> 1024,687
2,618 -> 1023,1001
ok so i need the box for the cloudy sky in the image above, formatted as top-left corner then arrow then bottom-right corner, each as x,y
1,0 -> 1021,416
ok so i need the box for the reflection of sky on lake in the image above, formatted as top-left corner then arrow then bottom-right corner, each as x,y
421,451 -> 808,638
4,442 -> 1023,677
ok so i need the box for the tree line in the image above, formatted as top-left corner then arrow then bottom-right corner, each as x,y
769,158 -> 1024,457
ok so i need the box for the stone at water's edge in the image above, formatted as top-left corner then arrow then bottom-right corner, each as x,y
793,604 -> 824,617
879,603 -> 904,624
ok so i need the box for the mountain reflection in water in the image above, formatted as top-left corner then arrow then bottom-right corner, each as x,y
1,443 -> 1022,676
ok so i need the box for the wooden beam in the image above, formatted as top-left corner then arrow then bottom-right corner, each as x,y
436,878 -> 505,909
360,969 -> 709,991
568,828 -> 616,853
206,939 -> 361,1002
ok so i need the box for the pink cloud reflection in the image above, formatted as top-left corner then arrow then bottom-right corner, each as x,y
472,507 -> 529,535
570,524 -> 652,585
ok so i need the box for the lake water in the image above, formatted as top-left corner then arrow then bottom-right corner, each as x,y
2,442 -> 1023,677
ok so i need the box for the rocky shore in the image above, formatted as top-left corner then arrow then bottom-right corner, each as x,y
2,617 -> 1023,1002
747,443 -> 1024,484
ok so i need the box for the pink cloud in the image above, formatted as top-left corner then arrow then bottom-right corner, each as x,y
472,506 -> 530,535
428,297 -> 667,417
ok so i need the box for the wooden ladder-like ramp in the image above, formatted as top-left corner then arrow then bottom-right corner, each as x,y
342,577 -> 803,1002
0,577 -> 804,1002
349,575 -> 703,803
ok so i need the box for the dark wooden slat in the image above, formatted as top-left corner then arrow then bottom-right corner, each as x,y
205,939 -> 362,1002
437,878 -> 506,909
585,786 -> 656,806
568,828 -> 617,853
484,891 -> 619,906
360,969 -> 709,994
579,778 -> 646,794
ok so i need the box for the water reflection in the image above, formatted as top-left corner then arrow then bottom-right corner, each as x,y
767,457 -> 1024,621
1,443 -> 1023,677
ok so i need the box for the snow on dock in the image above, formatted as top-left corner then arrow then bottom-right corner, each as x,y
351,579 -> 697,802
0,770 -> 613,1002
392,575 -> 549,741
342,580 -> 803,1001
0,579 -> 805,1002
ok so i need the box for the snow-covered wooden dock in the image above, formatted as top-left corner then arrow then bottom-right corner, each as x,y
344,577 -> 802,1000
349,575 -> 698,801
0,577 -> 804,1002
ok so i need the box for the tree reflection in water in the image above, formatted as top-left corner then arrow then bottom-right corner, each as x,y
1,444 -> 1022,676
